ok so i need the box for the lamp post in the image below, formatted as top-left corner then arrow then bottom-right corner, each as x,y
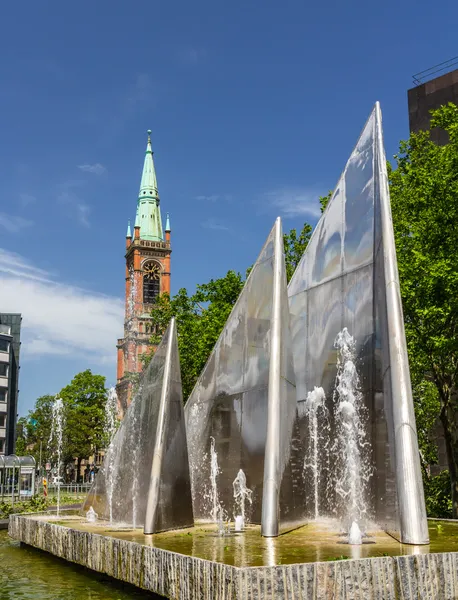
38,438 -> 42,494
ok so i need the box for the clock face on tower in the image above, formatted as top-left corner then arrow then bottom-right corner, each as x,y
143,261 -> 161,304
143,262 -> 161,280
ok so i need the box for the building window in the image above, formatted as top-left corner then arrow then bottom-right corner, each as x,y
143,262 -> 161,304
0,415 -> 4,427
0,439 -> 4,453
0,339 -> 8,352
0,364 -> 7,377
0,389 -> 6,402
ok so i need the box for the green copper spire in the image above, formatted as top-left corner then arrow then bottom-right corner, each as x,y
136,129 -> 163,241
134,205 -> 139,229
165,213 -> 171,232
126,219 -> 132,238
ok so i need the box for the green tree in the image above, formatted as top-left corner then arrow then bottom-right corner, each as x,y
283,223 -> 313,282
15,417 -> 28,455
22,395 -> 55,465
389,103 -> 458,517
319,190 -> 333,213
59,370 -> 107,481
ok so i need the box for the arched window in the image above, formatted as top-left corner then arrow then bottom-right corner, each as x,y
143,261 -> 161,304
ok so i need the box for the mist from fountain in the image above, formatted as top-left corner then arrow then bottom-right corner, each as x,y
348,521 -> 362,545
129,391 -> 142,528
86,506 -> 98,523
103,387 -> 119,525
233,469 -> 253,531
208,437 -> 229,536
332,328 -> 372,541
302,386 -> 329,519
48,396 -> 64,517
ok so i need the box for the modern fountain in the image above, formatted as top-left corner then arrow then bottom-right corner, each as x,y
10,103 -> 443,600
83,101 -> 428,545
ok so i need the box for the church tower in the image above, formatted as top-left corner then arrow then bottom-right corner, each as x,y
116,130 -> 171,414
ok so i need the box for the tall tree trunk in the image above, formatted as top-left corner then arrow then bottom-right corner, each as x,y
440,390 -> 458,518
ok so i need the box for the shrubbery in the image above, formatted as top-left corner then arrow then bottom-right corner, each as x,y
424,471 -> 453,518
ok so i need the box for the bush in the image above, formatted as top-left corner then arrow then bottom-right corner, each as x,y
0,493 -> 83,519
425,471 -> 453,518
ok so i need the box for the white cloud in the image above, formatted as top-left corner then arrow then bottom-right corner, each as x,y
0,213 -> 33,233
78,163 -> 106,175
195,194 -> 232,202
0,248 -> 52,282
57,189 -> 91,228
179,47 -> 206,65
76,203 -> 91,227
201,218 -> 231,232
0,249 -> 123,364
19,193 -> 36,206
265,188 -> 322,219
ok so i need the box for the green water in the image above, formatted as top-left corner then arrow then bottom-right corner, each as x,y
52,516 -> 458,567
0,530 -> 160,599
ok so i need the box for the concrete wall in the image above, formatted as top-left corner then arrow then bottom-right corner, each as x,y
408,69 -> 458,145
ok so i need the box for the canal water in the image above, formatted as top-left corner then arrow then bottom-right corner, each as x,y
0,531 -> 161,599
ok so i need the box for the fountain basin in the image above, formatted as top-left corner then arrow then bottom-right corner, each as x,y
9,513 -> 458,599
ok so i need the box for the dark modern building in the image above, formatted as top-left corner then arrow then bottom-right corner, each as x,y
408,63 -> 458,145
0,314 -> 21,455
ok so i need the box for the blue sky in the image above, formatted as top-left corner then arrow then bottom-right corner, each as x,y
1,0 -> 457,416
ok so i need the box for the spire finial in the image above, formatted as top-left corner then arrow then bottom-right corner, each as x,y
147,129 -> 152,145
126,219 -> 132,238
165,213 -> 171,232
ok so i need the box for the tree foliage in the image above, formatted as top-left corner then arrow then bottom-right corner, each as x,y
319,190 -> 333,214
390,103 -> 458,517
59,370 -> 107,477
20,371 -> 107,481
283,224 -> 312,281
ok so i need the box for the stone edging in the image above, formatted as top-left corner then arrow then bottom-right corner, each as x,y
8,514 -> 458,600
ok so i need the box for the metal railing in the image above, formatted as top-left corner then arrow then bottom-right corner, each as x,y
413,56 -> 458,86
44,483 -> 92,495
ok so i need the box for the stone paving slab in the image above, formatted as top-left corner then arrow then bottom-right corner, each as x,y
8,514 -> 458,600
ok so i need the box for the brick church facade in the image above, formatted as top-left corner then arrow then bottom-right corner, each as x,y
116,130 -> 171,414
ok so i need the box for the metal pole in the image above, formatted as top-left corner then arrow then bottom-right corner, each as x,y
375,102 -> 429,545
11,466 -> 15,509
261,217 -> 283,537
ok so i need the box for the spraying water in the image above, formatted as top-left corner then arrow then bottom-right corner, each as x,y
48,396 -> 64,517
104,388 -> 119,525
86,506 -> 98,523
348,521 -> 362,545
332,328 -> 372,540
209,437 -> 229,535
130,393 -> 141,528
233,469 -> 253,530
209,436 -> 221,523
303,386 -> 329,519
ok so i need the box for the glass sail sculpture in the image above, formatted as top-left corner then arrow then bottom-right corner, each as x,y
83,318 -> 193,534
185,217 -> 298,535
287,102 -> 429,544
